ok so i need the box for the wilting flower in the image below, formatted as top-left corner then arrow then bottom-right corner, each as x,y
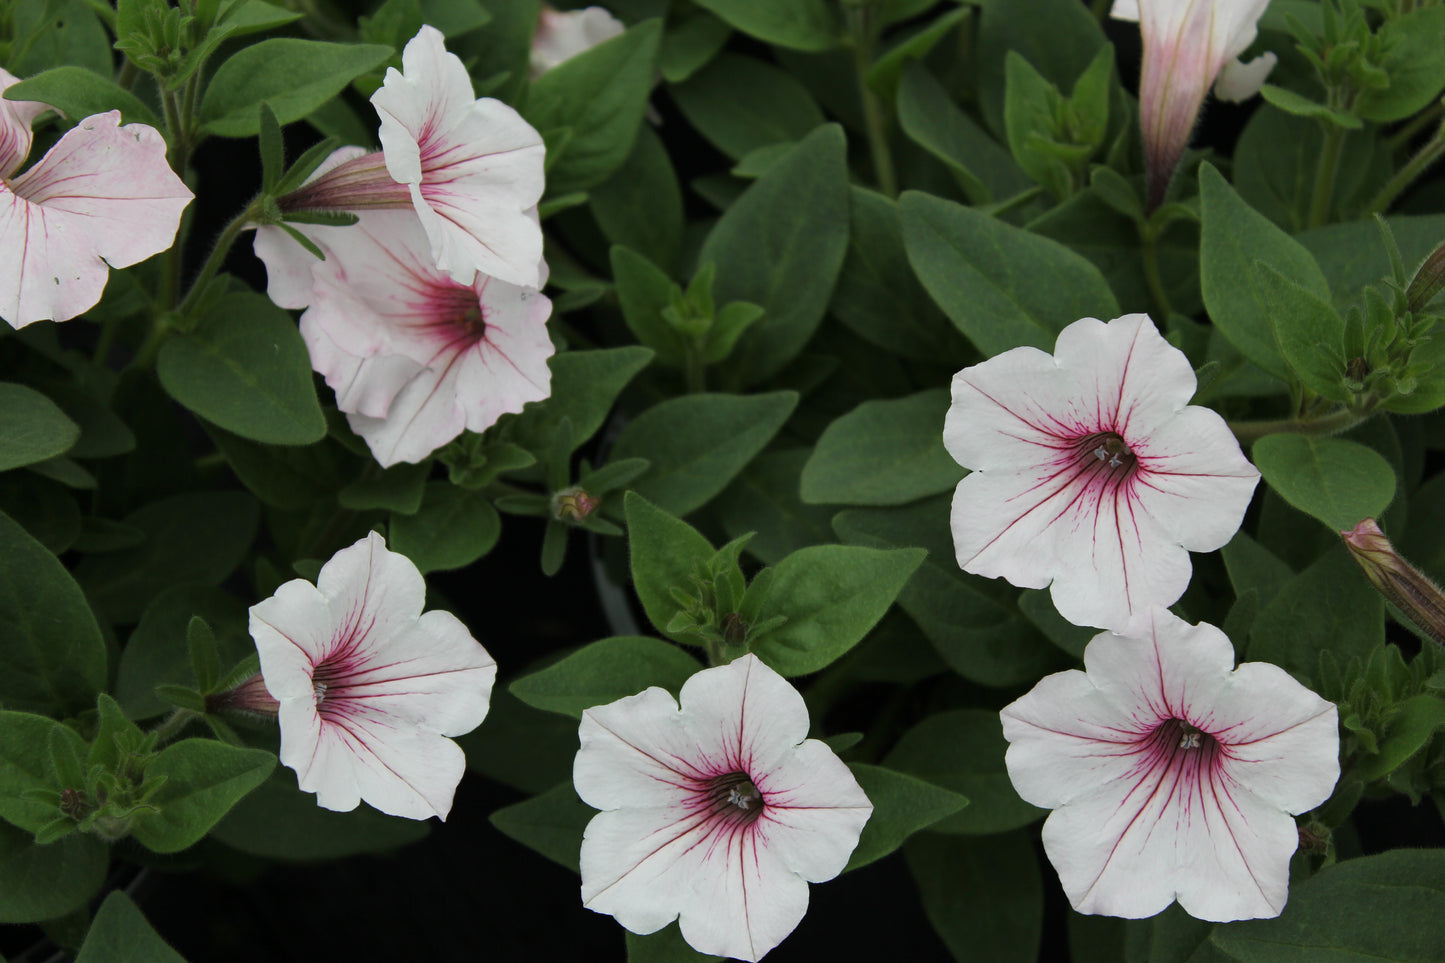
294,209 -> 553,466
575,654 -> 872,961
530,5 -> 625,77
944,312 -> 1259,630
1001,607 -> 1339,922
261,25 -> 545,290
1111,0 -> 1276,208
1342,518 -> 1445,646
0,70 -> 191,328
249,531 -> 496,819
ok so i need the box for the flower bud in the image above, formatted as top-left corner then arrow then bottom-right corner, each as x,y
552,487 -> 600,521
1341,519 -> 1445,647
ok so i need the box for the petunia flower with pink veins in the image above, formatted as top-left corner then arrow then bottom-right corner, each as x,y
574,653 -> 872,962
1111,0 -> 1276,209
0,70 -> 192,328
1001,607 -> 1339,922
291,209 -> 553,467
248,530 -> 497,820
944,312 -> 1259,630
259,24 -> 545,292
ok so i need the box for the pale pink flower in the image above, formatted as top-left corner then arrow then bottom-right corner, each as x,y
295,209 -> 553,467
0,70 -> 191,328
249,531 -> 496,820
945,312 -> 1259,630
1111,0 -> 1276,208
1001,607 -> 1339,921
575,654 -> 872,962
530,5 -> 625,77
255,25 -> 545,292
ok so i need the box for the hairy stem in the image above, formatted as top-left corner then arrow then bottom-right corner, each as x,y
1307,123 -> 1346,230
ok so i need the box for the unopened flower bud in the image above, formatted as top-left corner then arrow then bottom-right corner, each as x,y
1342,519 -> 1445,647
205,673 -> 281,719
553,487 -> 600,521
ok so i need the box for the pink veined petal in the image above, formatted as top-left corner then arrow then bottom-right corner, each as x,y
312,531 -> 428,652
1131,406 -> 1261,551
1053,313 -> 1198,442
753,740 -> 872,882
0,68 -> 50,178
452,274 -> 554,431
576,687 -> 708,812
950,466 -> 1069,591
0,111 -> 190,327
580,804 -> 810,963
1083,610 -> 1235,723
342,356 -> 471,466
372,25 -> 477,187
301,314 -> 426,419
677,655 -> 812,780
249,578 -> 339,698
944,344 -> 1074,473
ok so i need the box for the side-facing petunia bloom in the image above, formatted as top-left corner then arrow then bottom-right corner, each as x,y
575,653 -> 872,962
293,209 -> 553,466
266,25 -> 546,291
249,530 -> 497,820
944,312 -> 1259,630
530,4 -> 625,77
1002,607 -> 1339,922
1111,0 -> 1276,209
0,70 -> 192,328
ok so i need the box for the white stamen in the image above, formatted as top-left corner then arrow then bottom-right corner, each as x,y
727,782 -> 760,810
313,680 -> 328,706
1094,446 -> 1109,461
1179,730 -> 1202,749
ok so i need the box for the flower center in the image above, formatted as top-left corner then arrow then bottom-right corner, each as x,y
706,771 -> 764,824
1084,432 -> 1136,472
1159,718 -> 1214,752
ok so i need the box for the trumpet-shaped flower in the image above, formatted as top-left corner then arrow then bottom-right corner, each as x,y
294,209 -> 553,466
267,25 -> 545,291
1111,0 -> 1276,208
0,71 -> 192,328
530,5 -> 625,77
249,531 -> 496,820
575,654 -> 872,962
944,312 -> 1259,630
1001,607 -> 1339,921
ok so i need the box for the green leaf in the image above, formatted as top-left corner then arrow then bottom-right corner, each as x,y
669,53 -> 824,161
117,585 -> 254,720
690,0 -> 838,51
659,7 -> 731,84
12,0 -> 110,78
89,693 -> 143,772
625,491 -> 716,640
504,346 -> 654,455
1256,262 -> 1348,401
831,187 -> 970,362
4,65 -> 160,128
750,545 -> 926,677
338,461 -> 429,513
884,709 -> 1045,835
1004,51 -> 1074,199
1248,543 -> 1383,684
525,19 -> 661,194
611,392 -> 797,515
459,687 -> 577,794
975,0 -> 1107,136
897,62 -> 1031,205
203,424 -> 343,512
1356,6 -> 1445,123
801,389 -> 963,506
0,710 -> 88,832
158,292 -> 326,445
198,39 -> 393,137
388,483 -> 500,573
1199,163 -> 1331,382
1258,84 -> 1361,129
489,780 -> 593,872
1017,588 -> 1096,659
511,636 -> 702,717
905,830 -> 1043,963
0,383 -> 80,472
590,126 -> 684,275
130,739 -> 276,853
0,472 -> 81,554
0,822 -> 107,925
1253,434 -> 1396,533
900,190 -> 1119,356
866,7 -> 970,104
75,891 -> 187,963
1220,532 -> 1295,613
611,246 -> 688,366
627,922 -> 722,962
74,491 -> 259,624
1356,693 -> 1445,782
715,449 -> 837,566
1200,849 -> 1445,961
210,768 -> 428,860
0,510 -> 106,714
698,124 -> 850,386
845,763 -> 967,871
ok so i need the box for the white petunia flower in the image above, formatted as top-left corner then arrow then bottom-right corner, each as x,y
574,654 -> 872,962
944,312 -> 1259,630
530,5 -> 626,77
1001,607 -> 1339,921
248,531 -> 497,819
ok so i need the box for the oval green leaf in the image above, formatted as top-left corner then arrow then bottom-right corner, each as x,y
1253,433 -> 1396,533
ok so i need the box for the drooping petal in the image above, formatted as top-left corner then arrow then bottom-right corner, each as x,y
0,68 -> 50,178
371,25 -> 546,288
0,111 -> 191,327
301,314 -> 425,420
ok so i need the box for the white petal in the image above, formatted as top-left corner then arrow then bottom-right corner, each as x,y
1214,52 -> 1277,102
343,358 -> 469,466
313,532 -> 428,649
754,740 -> 872,882
575,687 -> 703,811
678,654 -> 811,778
531,6 -> 626,76
249,578 -> 336,699
1133,406 -> 1260,551
1110,0 -> 1140,20
0,67 -> 49,178
301,314 -> 425,420
1054,313 -> 1197,441
1084,610 -> 1234,722
944,344 -> 1069,473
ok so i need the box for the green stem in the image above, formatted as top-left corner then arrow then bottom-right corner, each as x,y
116,59 -> 138,92
1387,101 -> 1442,153
1307,123 -> 1347,230
848,9 -> 897,197
1369,126 -> 1445,215
149,709 -> 196,745
1229,405 -> 1374,444
177,205 -> 258,318
1141,227 -> 1173,323
703,638 -> 724,668
92,318 -> 117,366
683,346 -> 706,394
